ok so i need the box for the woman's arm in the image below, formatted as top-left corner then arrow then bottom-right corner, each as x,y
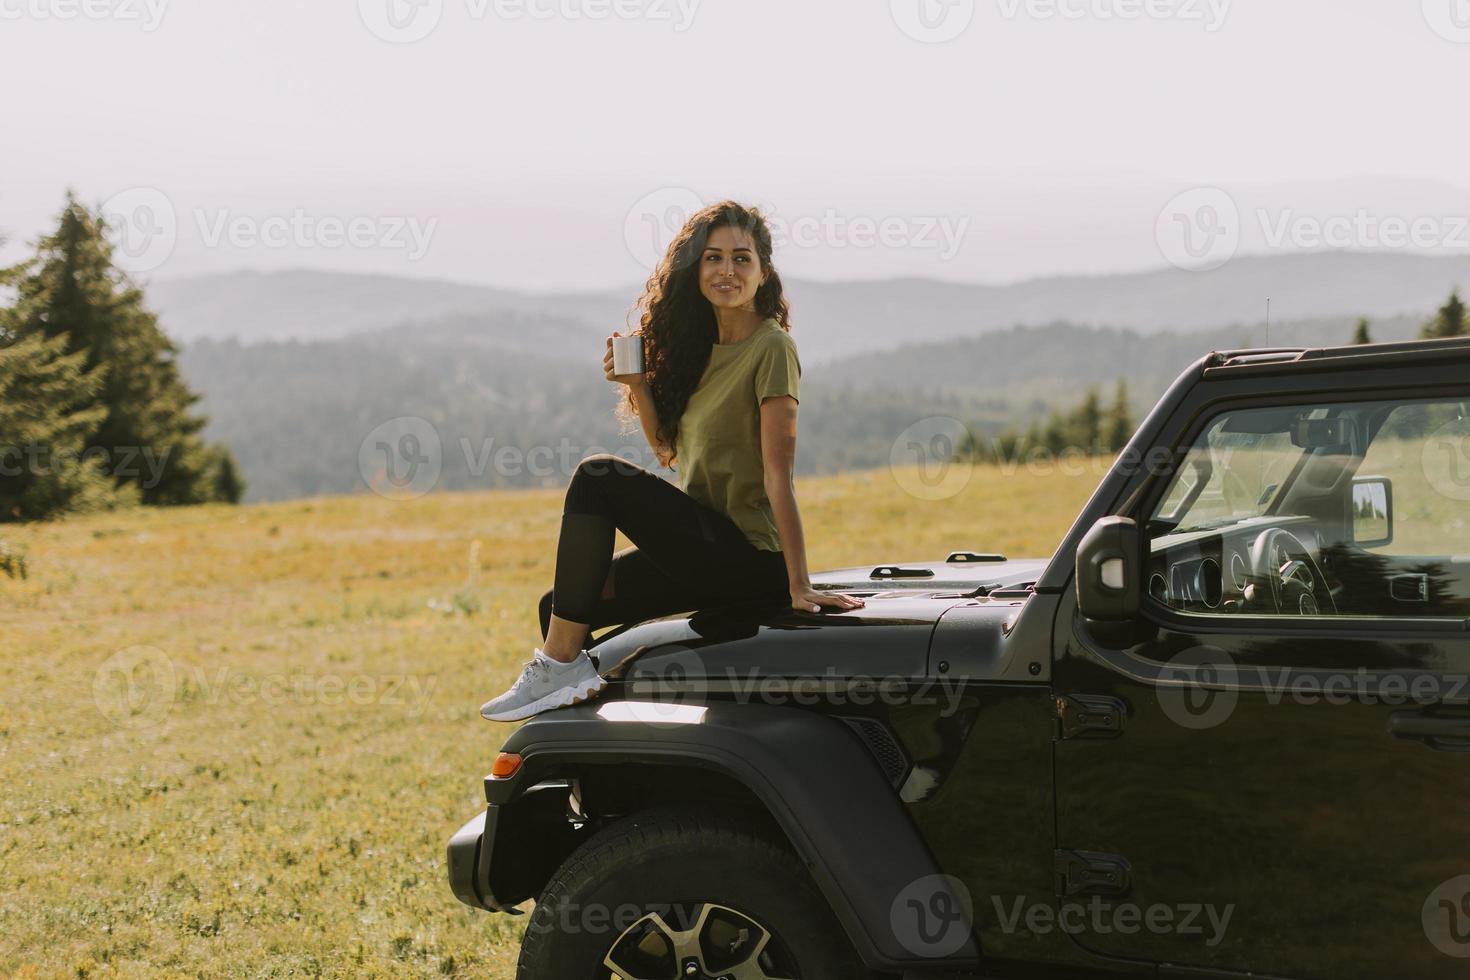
606,335 -> 676,468
628,381 -> 676,468
760,395 -> 864,613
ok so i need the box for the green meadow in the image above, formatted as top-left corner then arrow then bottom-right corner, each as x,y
0,461 -> 1102,978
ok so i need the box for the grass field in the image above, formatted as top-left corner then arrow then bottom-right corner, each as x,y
0,460 -> 1103,979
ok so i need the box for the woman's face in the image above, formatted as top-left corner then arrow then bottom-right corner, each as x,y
697,224 -> 765,311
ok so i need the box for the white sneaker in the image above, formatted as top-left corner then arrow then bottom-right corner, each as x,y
479,648 -> 607,722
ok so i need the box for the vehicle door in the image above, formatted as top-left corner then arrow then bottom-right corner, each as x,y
1053,382 -> 1470,979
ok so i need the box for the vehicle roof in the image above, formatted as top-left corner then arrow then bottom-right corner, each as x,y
1203,335 -> 1470,378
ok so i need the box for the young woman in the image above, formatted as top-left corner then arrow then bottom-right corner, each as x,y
480,200 -> 865,722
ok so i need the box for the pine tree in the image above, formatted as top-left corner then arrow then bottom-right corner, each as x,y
1042,413 -> 1068,455
0,332 -> 134,521
210,447 -> 246,504
5,192 -> 240,505
1105,379 -> 1134,451
1352,318 -> 1372,345
1422,289 -> 1467,339
1074,388 -> 1103,453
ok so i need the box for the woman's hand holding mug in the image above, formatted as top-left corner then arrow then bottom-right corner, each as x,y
605,331 -> 646,387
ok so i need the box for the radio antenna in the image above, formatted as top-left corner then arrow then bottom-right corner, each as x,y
1265,297 -> 1271,346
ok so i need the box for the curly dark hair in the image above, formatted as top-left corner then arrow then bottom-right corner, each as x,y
615,200 -> 791,465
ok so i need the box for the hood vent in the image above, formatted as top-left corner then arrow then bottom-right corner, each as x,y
869,565 -> 935,580
946,551 -> 1007,563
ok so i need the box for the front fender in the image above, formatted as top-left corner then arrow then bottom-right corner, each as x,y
486,699 -> 981,971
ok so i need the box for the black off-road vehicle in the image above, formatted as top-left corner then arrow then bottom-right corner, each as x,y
449,337 -> 1470,980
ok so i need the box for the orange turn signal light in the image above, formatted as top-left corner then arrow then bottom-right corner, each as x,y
491,752 -> 523,779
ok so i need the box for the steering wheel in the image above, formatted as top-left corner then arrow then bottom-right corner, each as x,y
1247,527 -> 1338,616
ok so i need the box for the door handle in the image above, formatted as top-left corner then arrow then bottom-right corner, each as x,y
1388,710 -> 1470,750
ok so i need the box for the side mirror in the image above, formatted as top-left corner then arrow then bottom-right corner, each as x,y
1076,517 -> 1140,646
1351,475 -> 1393,548
1076,516 -> 1141,632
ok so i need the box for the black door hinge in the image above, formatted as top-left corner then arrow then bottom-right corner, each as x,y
1054,694 -> 1126,740
1054,849 -> 1131,897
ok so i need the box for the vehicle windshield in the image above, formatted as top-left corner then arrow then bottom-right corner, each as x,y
1154,412 -> 1308,535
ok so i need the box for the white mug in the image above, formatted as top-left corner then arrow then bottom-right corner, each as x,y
611,334 -> 646,375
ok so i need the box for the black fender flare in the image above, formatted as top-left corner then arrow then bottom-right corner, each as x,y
489,700 -> 981,971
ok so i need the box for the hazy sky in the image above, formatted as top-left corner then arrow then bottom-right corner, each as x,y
2,0 -> 1468,289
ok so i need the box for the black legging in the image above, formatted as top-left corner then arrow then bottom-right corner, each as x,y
538,453 -> 790,640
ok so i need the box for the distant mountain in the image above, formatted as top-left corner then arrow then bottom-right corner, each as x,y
790,253 -> 1463,352
176,309 -> 1431,504
176,315 -> 1018,503
141,268 -> 623,344
359,309 -> 605,357
818,315 -> 1425,398
148,252 -> 1467,361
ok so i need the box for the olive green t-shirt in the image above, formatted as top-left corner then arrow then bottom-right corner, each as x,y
676,318 -> 801,552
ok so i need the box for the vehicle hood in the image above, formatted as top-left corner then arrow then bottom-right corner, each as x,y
587,555 -> 1050,682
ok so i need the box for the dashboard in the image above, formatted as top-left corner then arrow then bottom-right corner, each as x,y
1147,516 -> 1321,615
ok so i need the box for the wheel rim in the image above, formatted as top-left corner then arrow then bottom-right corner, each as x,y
601,902 -> 797,980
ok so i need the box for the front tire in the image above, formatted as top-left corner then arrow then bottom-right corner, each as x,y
515,808 -> 871,980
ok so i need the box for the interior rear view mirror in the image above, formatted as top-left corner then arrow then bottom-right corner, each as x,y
1292,416 -> 1355,451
